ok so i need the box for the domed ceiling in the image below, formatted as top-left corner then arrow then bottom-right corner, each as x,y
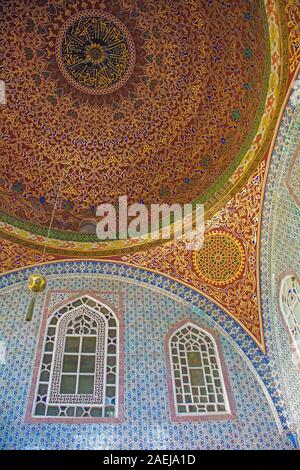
0,0 -> 271,253
0,0 -> 298,348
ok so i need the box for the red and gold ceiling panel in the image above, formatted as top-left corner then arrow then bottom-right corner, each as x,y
1,0 -> 300,351
1,0 -> 270,242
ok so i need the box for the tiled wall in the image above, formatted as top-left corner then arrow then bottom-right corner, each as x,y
260,75 -> 300,438
0,275 -> 293,449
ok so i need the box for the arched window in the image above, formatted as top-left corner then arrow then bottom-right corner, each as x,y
279,272 -> 300,365
166,321 -> 232,420
29,295 -> 121,421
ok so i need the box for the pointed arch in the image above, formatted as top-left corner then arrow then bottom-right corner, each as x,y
279,271 -> 300,368
165,319 -> 235,421
26,292 -> 123,423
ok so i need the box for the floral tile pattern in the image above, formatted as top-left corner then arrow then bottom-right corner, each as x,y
0,275 -> 294,449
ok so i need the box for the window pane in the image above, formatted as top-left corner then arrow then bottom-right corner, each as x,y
187,351 -> 202,367
190,368 -> 205,386
108,328 -> 116,338
108,318 -> 116,327
81,336 -> 96,353
107,356 -> 115,366
107,373 -> 116,384
40,370 -> 50,381
47,406 -> 59,416
90,407 -> 103,417
43,354 -> 52,364
38,384 -> 48,395
170,324 -> 230,416
80,355 -> 95,373
35,403 -> 46,416
33,298 -> 120,419
62,354 -> 78,372
64,337 -> 80,353
78,375 -> 94,394
108,344 -> 116,354
60,375 -> 76,394
45,342 -> 53,352
47,327 -> 56,337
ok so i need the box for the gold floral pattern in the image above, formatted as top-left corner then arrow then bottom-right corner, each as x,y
56,10 -> 135,95
192,231 -> 245,286
285,0 -> 300,73
0,0 -> 267,236
120,160 -> 266,346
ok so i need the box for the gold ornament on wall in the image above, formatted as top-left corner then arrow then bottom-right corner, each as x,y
25,274 -> 47,321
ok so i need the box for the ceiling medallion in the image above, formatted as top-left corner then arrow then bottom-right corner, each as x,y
192,231 -> 246,286
55,10 -> 136,95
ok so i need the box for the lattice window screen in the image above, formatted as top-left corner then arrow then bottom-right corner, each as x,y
169,322 -> 230,416
33,296 -> 119,419
280,274 -> 300,365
